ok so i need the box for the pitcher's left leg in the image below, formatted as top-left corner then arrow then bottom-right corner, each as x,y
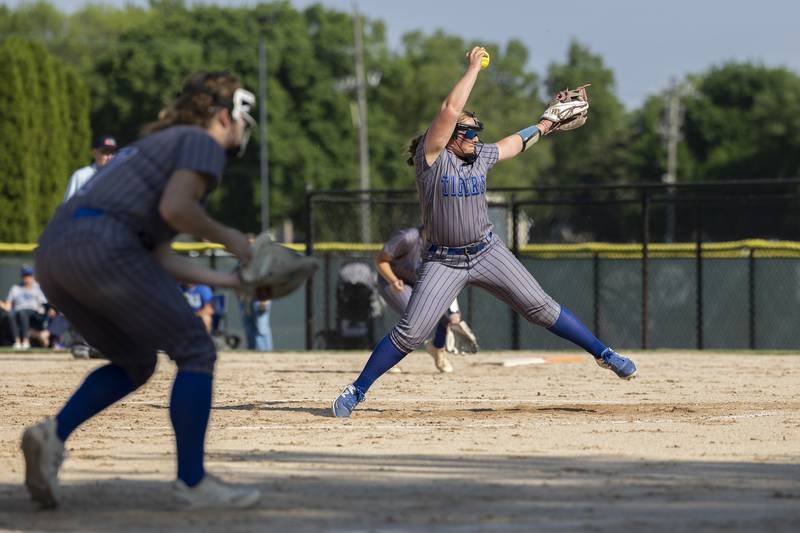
470,241 -> 636,379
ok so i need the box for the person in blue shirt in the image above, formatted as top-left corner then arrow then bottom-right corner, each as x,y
182,284 -> 215,334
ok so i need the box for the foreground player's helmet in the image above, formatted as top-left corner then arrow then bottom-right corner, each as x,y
183,71 -> 257,158
229,88 -> 257,157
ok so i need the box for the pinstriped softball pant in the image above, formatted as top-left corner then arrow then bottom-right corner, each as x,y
35,216 -> 216,386
389,235 -> 561,353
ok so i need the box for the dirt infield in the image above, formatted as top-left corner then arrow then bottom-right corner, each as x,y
1,350 -> 799,532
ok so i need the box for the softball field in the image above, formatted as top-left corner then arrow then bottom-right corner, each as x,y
1,350 -> 798,532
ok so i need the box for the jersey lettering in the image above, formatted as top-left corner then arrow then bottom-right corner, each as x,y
440,175 -> 487,198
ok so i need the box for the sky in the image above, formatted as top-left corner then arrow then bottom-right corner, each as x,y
6,0 -> 800,107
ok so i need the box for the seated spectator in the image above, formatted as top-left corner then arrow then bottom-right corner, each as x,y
0,266 -> 49,349
243,298 -> 273,351
182,283 -> 214,334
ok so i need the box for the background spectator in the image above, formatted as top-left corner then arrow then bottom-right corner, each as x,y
182,283 -> 214,334
0,266 -> 49,349
243,298 -> 273,351
63,135 -> 117,202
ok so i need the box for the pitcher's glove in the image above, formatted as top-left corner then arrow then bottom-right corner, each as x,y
238,233 -> 319,300
540,84 -> 590,134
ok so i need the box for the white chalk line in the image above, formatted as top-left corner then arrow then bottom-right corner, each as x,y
0,410 -> 785,433
706,411 -> 782,421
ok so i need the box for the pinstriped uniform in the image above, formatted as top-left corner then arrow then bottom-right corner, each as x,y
381,227 -> 424,286
35,126 -> 226,385
378,227 -> 457,333
388,133 -> 560,353
416,137 -> 494,247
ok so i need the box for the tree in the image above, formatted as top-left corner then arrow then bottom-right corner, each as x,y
0,38 -> 37,241
30,42 -> 71,227
684,63 -> 800,180
0,37 -> 90,241
63,67 -> 91,173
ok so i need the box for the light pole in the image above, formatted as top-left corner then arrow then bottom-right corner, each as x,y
258,30 -> 269,233
661,79 -> 695,242
352,2 -> 370,243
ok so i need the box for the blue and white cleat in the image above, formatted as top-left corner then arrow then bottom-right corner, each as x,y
332,384 -> 365,418
595,348 -> 637,379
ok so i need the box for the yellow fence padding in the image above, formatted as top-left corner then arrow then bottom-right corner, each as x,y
2,239 -> 799,259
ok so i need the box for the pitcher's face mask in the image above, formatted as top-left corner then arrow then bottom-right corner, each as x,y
452,117 -> 484,164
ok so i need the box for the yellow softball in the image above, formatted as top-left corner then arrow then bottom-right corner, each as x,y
480,50 -> 490,70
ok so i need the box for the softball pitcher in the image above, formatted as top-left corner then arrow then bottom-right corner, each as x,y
333,47 -> 636,418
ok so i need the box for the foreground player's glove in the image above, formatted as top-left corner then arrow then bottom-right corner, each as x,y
238,232 -> 319,299
445,320 -> 480,355
540,84 -> 590,135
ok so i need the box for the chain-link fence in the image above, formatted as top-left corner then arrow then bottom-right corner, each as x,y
304,179 -> 800,351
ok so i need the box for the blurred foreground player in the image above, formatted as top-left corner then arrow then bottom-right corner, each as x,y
23,71 -> 261,509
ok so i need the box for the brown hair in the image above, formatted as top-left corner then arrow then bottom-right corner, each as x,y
406,134 -> 424,166
142,71 -> 241,135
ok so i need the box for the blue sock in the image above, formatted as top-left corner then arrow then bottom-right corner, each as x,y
353,335 -> 408,394
170,370 -> 212,487
547,307 -> 607,358
55,364 -> 137,442
433,320 -> 448,349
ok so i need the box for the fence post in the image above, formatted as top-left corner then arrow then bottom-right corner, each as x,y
749,248 -> 756,349
323,254 -> 331,333
641,190 -> 650,350
593,252 -> 600,338
305,186 -> 315,350
510,195 -> 520,350
695,204 -> 704,350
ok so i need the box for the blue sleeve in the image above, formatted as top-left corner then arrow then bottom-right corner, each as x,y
198,285 -> 214,305
174,129 -> 226,187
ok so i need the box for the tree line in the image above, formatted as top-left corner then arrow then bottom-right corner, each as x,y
0,35 -> 89,242
1,0 -> 798,239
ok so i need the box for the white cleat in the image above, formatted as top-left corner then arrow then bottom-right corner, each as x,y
21,417 -> 65,509
174,473 -> 261,509
425,341 -> 454,373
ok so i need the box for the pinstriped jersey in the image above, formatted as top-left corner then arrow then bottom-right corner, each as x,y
414,133 -> 499,246
382,227 -> 423,284
63,126 -> 226,249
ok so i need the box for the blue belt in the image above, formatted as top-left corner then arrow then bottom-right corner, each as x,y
73,207 -> 105,219
429,233 -> 492,256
